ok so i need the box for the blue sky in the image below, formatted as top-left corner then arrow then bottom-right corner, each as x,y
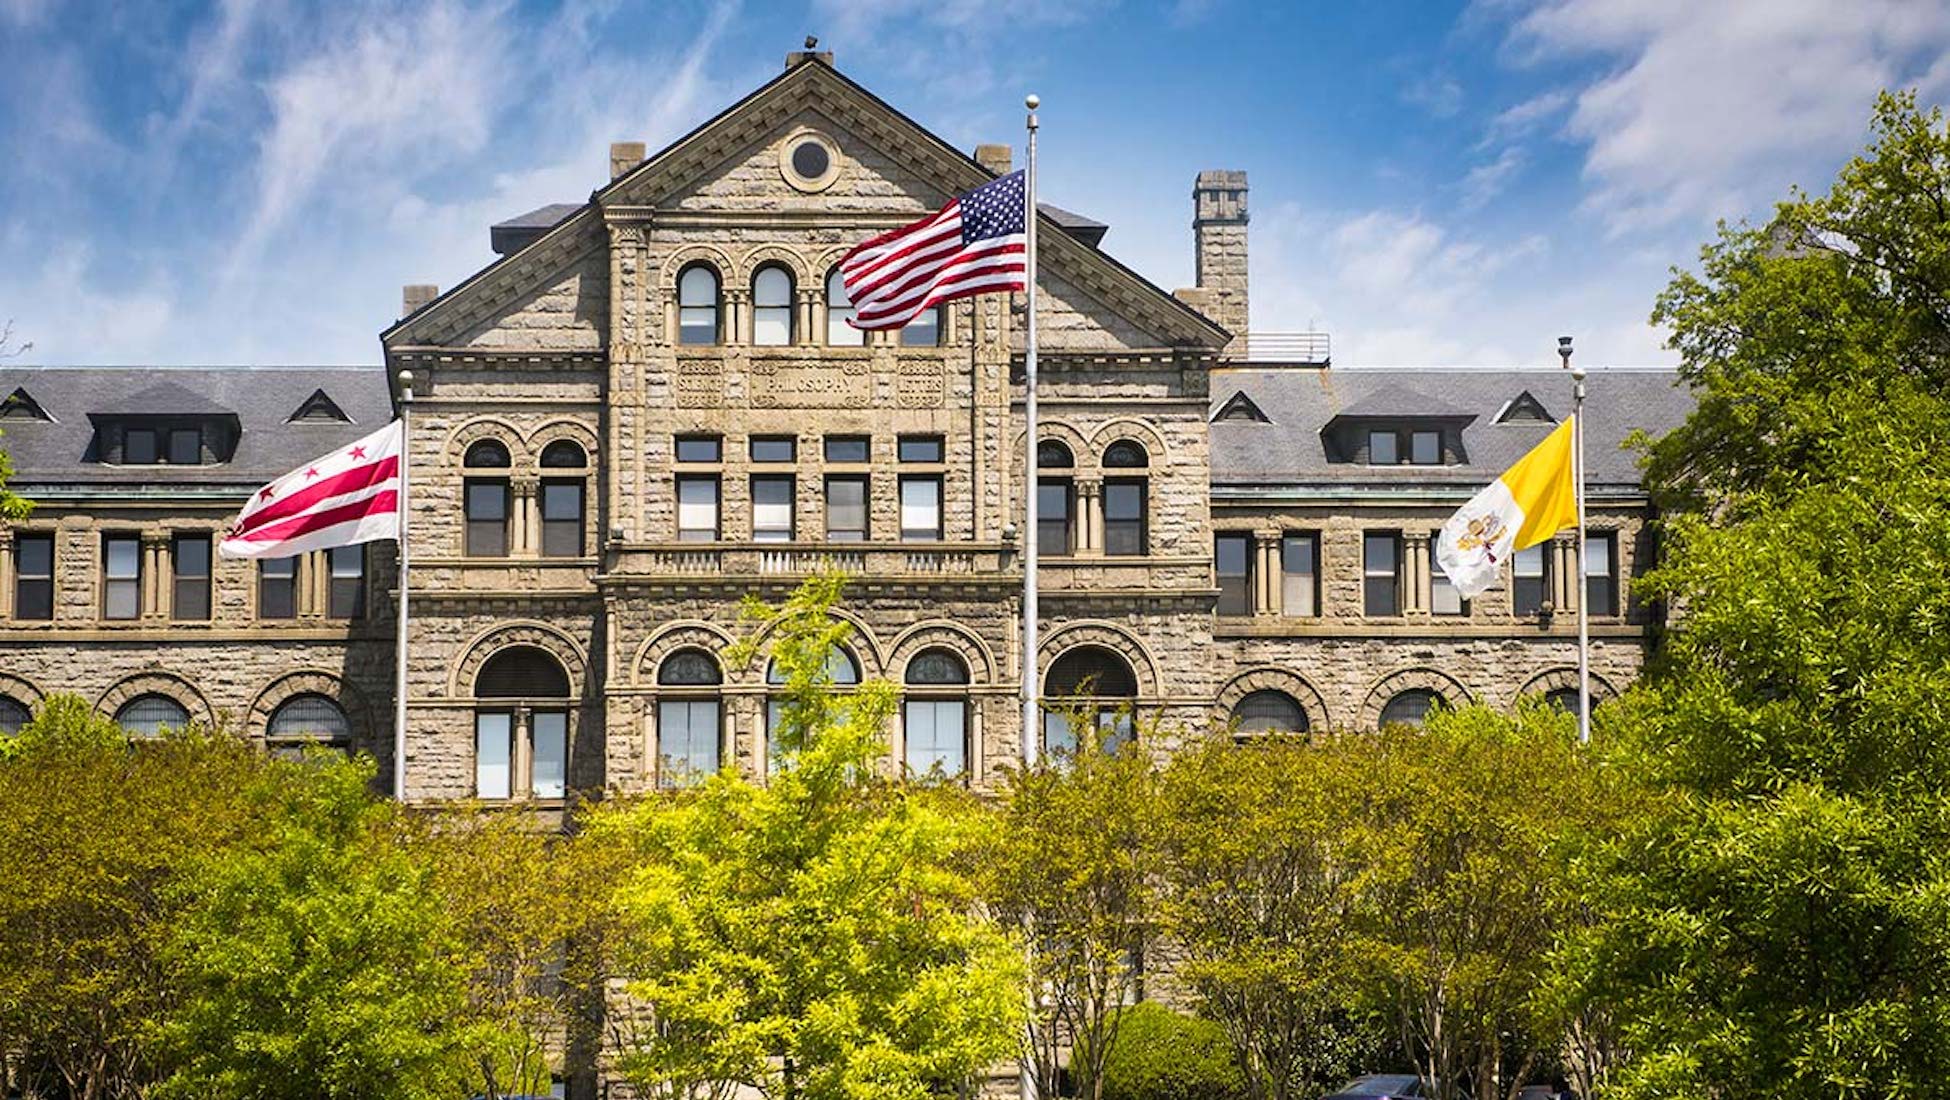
3,0 -> 1947,366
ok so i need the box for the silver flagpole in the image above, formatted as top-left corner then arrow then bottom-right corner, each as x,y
1019,91 -> 1042,1100
394,369 -> 414,798
1571,361 -> 1591,744
1021,95 -> 1041,772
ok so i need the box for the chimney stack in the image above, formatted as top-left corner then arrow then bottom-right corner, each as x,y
1192,169 -> 1249,344
610,141 -> 646,180
402,284 -> 439,318
974,144 -> 1012,175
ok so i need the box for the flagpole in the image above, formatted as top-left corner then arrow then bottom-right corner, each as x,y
1021,95 -> 1041,773
1570,361 -> 1591,744
1019,91 -> 1042,1100
394,369 -> 414,798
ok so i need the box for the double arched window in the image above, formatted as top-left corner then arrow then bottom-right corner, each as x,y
1037,440 -> 1075,556
657,649 -> 723,787
765,644 -> 860,770
474,646 -> 572,800
1102,440 -> 1149,556
267,693 -> 353,759
753,266 -> 795,346
825,269 -> 863,346
679,264 -> 722,345
900,306 -> 941,347
1043,646 -> 1137,756
464,439 -> 513,557
1231,690 -> 1307,738
116,693 -> 190,738
904,649 -> 969,778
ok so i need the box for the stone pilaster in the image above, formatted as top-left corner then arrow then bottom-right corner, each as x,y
142,532 -> 168,621
1403,533 -> 1432,615
1254,529 -> 1281,615
1076,478 -> 1102,556
513,476 -> 540,558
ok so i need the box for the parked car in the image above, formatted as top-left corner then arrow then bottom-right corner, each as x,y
1323,1075 -> 1435,1099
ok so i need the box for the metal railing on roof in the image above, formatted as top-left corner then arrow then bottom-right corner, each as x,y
1237,331 -> 1330,364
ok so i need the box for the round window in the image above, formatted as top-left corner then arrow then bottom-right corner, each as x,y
780,130 -> 841,193
791,140 -> 830,181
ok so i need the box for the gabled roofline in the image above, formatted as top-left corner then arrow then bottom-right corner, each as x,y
385,54 -> 1228,351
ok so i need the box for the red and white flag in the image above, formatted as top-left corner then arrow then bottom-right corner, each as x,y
839,169 -> 1028,331
219,420 -> 403,560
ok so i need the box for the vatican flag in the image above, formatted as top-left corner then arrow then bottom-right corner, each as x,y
1435,416 -> 1579,598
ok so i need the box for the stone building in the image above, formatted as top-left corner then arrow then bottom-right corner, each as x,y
0,55 -> 1688,819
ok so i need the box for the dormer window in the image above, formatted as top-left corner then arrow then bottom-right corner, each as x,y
100,419 -> 224,465
1364,428 -> 1445,466
0,388 -> 50,422
288,388 -> 352,423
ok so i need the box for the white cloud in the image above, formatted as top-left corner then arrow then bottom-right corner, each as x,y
1402,72 -> 1465,118
1505,0 -> 1950,234
1476,88 -> 1569,149
1459,146 -> 1525,209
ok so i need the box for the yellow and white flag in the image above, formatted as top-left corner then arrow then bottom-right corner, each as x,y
1435,416 -> 1578,598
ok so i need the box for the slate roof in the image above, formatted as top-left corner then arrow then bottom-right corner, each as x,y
490,203 -> 583,256
1210,367 -> 1693,494
0,367 -> 392,488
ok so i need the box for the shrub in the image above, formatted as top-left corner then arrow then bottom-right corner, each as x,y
1101,1002 -> 1244,1100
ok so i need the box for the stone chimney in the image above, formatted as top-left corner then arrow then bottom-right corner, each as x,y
610,141 -> 646,180
402,284 -> 439,318
1192,169 -> 1249,341
974,144 -> 1012,175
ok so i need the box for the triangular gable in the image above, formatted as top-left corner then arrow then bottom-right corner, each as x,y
390,57 -> 1226,353
1494,390 -> 1556,424
288,388 -> 352,424
0,387 -> 51,422
1212,390 -> 1269,424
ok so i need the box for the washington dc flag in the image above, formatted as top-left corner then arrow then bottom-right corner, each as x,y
1434,416 -> 1579,598
219,420 -> 404,560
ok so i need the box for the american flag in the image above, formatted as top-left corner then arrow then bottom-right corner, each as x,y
840,169 -> 1028,331
219,420 -> 404,560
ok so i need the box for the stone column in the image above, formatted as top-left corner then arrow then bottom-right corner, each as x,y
1076,479 -> 1103,556
724,288 -> 751,345
1402,533 -> 1432,615
0,529 -> 13,620
142,533 -> 168,620
797,288 -> 818,345
513,705 -> 533,800
513,477 -> 540,558
1553,534 -> 1580,615
1254,530 -> 1282,615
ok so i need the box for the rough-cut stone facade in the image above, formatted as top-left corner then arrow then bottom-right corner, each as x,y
0,53 -> 1683,1098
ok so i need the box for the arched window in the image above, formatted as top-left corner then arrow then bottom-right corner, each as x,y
539,440 -> 588,558
0,695 -> 30,737
904,648 -> 969,778
1232,690 -> 1307,737
116,693 -> 190,738
1037,439 -> 1076,556
464,439 -> 513,557
540,440 -> 586,467
900,305 -> 941,347
825,269 -> 863,346
765,644 -> 861,770
1101,441 -> 1149,557
267,694 -> 353,759
753,265 -> 795,346
657,649 -> 723,788
474,646 -> 572,800
678,264 -> 722,345
1043,646 -> 1138,756
1380,689 -> 1440,729
1543,687 -> 1589,721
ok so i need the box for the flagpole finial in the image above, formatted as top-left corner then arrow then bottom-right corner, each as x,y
398,369 -> 415,400
1025,93 -> 1040,110
1571,366 -> 1587,382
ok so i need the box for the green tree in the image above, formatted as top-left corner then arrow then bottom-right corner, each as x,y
1348,706 -> 1612,1100
1099,1002 -> 1245,1100
156,751 -> 486,1100
1155,731 -> 1377,1100
1561,92 -> 1950,1098
0,696 -> 261,1099
419,804 -> 594,1099
987,713 -> 1158,1100
586,575 -> 1024,1100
